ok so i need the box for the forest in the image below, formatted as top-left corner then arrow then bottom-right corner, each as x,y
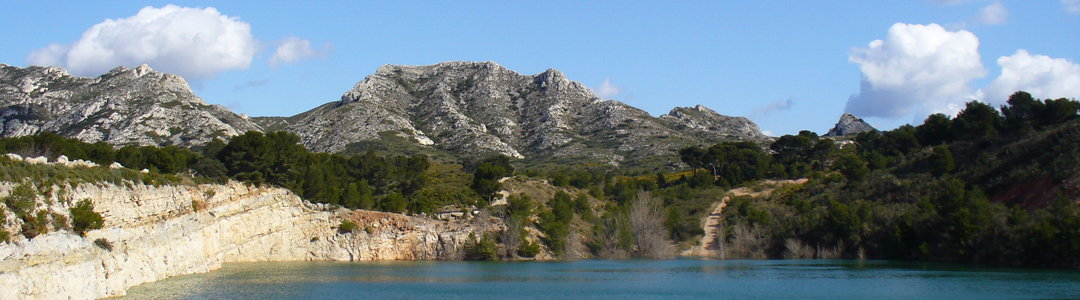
1,91 -> 1078,268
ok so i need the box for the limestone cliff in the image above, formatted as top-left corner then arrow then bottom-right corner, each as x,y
0,167 -> 486,299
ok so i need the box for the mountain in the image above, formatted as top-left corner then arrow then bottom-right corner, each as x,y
256,61 -> 768,167
0,61 -> 767,168
824,113 -> 875,137
0,64 -> 261,148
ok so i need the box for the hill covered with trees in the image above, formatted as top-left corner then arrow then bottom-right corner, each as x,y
2,90 -> 1078,268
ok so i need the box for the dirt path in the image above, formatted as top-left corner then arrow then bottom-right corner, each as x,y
682,179 -> 807,257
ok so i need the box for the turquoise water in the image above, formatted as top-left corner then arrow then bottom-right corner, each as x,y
120,259 -> 1080,299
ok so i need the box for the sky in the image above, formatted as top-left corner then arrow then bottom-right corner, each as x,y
2,1 -> 1078,136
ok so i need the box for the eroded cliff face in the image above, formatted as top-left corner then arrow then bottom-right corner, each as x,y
0,180 -> 486,300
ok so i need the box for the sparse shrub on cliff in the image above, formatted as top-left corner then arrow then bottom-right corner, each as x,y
191,200 -> 207,212
4,183 -> 38,218
517,239 -> 540,258
70,199 -> 104,236
93,238 -> 113,251
338,220 -> 358,234
20,210 -> 51,239
0,228 -> 9,243
364,226 -> 374,234
463,232 -> 498,261
50,212 -> 70,231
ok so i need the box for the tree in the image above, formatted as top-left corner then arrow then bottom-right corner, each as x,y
629,191 -> 671,258
917,113 -> 953,146
928,145 -> 955,176
70,199 -> 104,236
952,101 -> 1003,140
471,155 -> 515,203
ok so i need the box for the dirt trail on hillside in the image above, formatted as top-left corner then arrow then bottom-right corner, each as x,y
682,179 -> 807,257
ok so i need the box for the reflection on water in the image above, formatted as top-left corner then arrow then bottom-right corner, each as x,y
120,259 -> 1080,300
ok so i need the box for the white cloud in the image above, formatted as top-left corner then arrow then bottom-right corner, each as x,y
1065,0 -> 1080,14
753,98 -> 794,117
974,2 -> 1007,25
593,77 -> 623,99
25,5 -> 257,79
845,23 -> 985,120
977,50 -> 1080,105
269,36 -> 332,67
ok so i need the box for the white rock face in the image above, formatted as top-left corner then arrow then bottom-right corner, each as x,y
267,61 -> 769,166
0,181 -> 485,300
0,64 -> 262,148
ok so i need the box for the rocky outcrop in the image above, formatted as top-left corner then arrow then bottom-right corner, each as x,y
824,113 -> 875,137
261,61 -> 768,167
660,105 -> 770,141
0,64 -> 261,148
0,178 -> 485,300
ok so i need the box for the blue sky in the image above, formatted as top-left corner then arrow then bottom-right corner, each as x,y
2,1 -> 1078,136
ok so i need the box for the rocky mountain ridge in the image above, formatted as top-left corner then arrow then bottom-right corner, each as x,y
0,61 -> 770,167
256,61 -> 769,167
0,64 -> 261,148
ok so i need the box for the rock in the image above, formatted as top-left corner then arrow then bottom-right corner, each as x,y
824,113 -> 876,137
109,162 -> 123,169
56,155 -> 68,164
24,156 -> 46,164
0,64 -> 262,148
5,153 -> 21,161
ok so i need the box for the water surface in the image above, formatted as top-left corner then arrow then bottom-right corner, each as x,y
120,259 -> 1080,299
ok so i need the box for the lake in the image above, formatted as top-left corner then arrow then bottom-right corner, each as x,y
119,259 -> 1080,299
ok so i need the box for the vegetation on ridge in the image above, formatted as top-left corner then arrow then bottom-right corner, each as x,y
2,90 -> 1078,269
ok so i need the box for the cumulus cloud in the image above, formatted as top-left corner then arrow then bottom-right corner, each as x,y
269,36 -> 332,67
25,5 -> 257,79
593,77 -> 623,99
753,98 -> 794,117
845,23 -> 985,120
974,2 -> 1008,25
977,50 -> 1080,104
1065,0 -> 1080,14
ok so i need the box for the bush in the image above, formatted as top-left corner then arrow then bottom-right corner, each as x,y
517,239 -> 541,258
93,238 -> 113,251
70,199 -> 104,236
338,220 -> 358,234
464,232 -> 498,261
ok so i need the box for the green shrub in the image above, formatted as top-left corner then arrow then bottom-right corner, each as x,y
70,199 -> 104,236
93,238 -> 112,251
50,212 -> 70,231
4,183 -> 37,217
517,239 -> 541,258
338,220 -> 358,234
464,232 -> 498,261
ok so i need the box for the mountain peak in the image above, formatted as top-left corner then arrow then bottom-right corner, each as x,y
0,64 -> 259,147
824,113 -> 875,136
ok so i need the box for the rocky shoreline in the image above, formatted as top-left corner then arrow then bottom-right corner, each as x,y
0,179 -> 487,299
